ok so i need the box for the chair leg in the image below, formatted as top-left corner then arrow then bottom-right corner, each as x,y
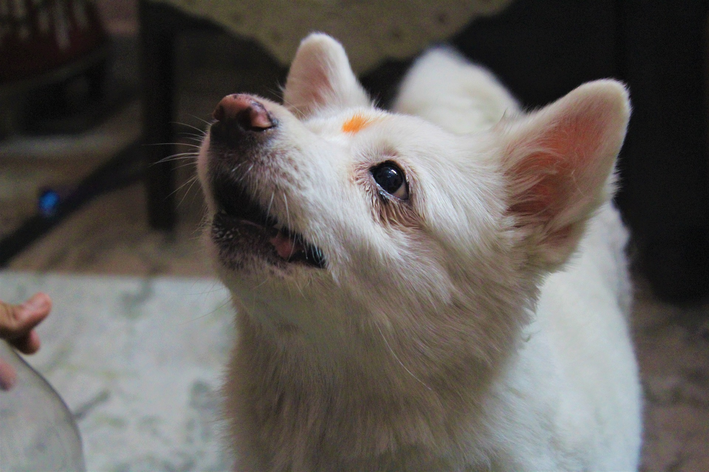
139,1 -> 177,231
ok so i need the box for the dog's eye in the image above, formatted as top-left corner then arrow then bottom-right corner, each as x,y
371,162 -> 408,200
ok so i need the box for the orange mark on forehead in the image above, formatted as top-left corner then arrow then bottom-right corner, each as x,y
342,113 -> 375,134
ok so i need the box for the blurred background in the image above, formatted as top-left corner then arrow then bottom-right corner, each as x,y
1,0 -> 708,471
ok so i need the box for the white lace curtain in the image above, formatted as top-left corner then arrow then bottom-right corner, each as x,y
149,0 -> 514,73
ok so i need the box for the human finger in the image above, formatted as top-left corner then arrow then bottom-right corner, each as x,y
9,329 -> 42,355
0,293 -> 51,341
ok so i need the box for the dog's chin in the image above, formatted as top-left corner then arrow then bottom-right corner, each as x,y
209,211 -> 326,273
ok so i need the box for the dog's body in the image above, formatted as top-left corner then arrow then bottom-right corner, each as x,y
198,34 -> 642,471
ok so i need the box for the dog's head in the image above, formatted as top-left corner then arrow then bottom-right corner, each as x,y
197,34 -> 629,375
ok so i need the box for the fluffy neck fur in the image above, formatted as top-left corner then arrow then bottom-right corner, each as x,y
222,248 -> 539,471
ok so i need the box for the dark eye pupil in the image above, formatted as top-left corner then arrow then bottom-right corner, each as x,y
373,164 -> 404,194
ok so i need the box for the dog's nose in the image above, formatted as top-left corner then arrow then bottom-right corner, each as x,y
212,94 -> 275,131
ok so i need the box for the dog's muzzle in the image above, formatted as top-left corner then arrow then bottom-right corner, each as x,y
205,94 -> 326,269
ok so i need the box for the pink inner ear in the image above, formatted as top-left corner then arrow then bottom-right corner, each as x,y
509,111 -> 607,221
509,154 -> 563,218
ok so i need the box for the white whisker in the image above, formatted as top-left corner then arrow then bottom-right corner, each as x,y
376,324 -> 433,392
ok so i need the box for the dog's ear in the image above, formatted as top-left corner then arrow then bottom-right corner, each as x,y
499,80 -> 630,270
283,33 -> 370,118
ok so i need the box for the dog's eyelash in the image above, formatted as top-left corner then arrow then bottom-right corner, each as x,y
354,162 -> 419,229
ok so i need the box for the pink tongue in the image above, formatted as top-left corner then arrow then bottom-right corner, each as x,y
269,231 -> 304,260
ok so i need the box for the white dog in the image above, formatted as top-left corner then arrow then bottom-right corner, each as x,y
197,33 -> 642,471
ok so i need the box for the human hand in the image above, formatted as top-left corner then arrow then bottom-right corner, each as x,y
0,293 -> 52,390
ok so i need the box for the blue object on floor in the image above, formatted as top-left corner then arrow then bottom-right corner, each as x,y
38,189 -> 61,217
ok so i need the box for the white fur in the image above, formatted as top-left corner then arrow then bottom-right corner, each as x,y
393,47 -> 521,134
198,34 -> 642,471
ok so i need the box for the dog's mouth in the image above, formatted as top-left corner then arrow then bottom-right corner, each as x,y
211,179 -> 326,269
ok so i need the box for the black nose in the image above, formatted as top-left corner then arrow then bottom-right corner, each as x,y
212,94 -> 276,130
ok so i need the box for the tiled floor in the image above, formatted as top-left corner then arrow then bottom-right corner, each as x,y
0,271 -> 234,471
2,36 -> 709,472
